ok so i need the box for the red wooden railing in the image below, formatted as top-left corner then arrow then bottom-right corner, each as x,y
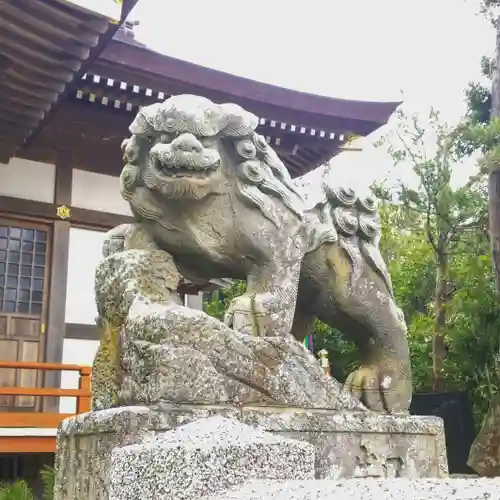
0,361 -> 91,429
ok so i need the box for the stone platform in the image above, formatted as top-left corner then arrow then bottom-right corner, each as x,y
209,478 -> 500,500
53,405 -> 448,500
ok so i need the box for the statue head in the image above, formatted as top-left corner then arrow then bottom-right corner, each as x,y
120,94 -> 304,228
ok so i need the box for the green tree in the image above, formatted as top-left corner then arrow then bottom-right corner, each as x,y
445,224 -> 500,423
376,109 -> 487,391
377,189 -> 500,425
450,1 -> 500,425
377,201 -> 435,320
457,1 -> 500,291
375,201 -> 436,391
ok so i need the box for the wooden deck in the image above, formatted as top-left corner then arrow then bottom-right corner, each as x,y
0,361 -> 91,453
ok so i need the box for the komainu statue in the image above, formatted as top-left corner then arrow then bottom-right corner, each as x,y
92,94 -> 410,414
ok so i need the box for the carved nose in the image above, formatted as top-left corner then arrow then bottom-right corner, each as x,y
171,133 -> 204,153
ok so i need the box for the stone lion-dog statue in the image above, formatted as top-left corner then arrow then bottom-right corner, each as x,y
101,94 -> 410,413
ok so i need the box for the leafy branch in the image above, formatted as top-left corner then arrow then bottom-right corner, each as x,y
376,109 -> 487,390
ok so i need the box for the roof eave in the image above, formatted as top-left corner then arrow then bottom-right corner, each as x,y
93,40 -> 402,136
16,0 -> 140,156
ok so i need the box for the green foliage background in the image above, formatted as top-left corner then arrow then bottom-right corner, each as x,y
0,466 -> 55,500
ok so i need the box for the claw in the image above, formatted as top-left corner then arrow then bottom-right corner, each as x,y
345,363 -> 411,413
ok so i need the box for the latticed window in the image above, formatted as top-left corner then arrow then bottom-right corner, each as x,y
0,225 -> 47,315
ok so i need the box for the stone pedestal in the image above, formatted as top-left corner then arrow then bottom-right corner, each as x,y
54,405 -> 448,500
108,416 -> 314,500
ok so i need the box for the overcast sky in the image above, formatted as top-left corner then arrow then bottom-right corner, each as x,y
131,0 -> 494,192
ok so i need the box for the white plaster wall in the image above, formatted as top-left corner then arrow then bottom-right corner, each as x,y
59,338 -> 99,413
71,169 -> 132,215
65,227 -> 106,325
0,158 -> 55,203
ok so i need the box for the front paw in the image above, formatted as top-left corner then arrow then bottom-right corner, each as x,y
224,294 -> 256,336
225,292 -> 287,337
345,360 -> 411,413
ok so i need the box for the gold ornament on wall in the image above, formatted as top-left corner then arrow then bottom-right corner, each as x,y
56,205 -> 71,220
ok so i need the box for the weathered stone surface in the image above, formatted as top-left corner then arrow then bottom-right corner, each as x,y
53,405 -> 448,500
120,298 -> 365,409
468,393 -> 500,476
115,93 -> 411,412
91,222 -> 182,410
93,242 -> 364,411
208,478 -> 500,500
108,416 -> 314,500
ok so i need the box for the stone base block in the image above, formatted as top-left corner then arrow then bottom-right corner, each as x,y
109,416 -> 314,500
209,478 -> 500,500
54,405 -> 448,500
